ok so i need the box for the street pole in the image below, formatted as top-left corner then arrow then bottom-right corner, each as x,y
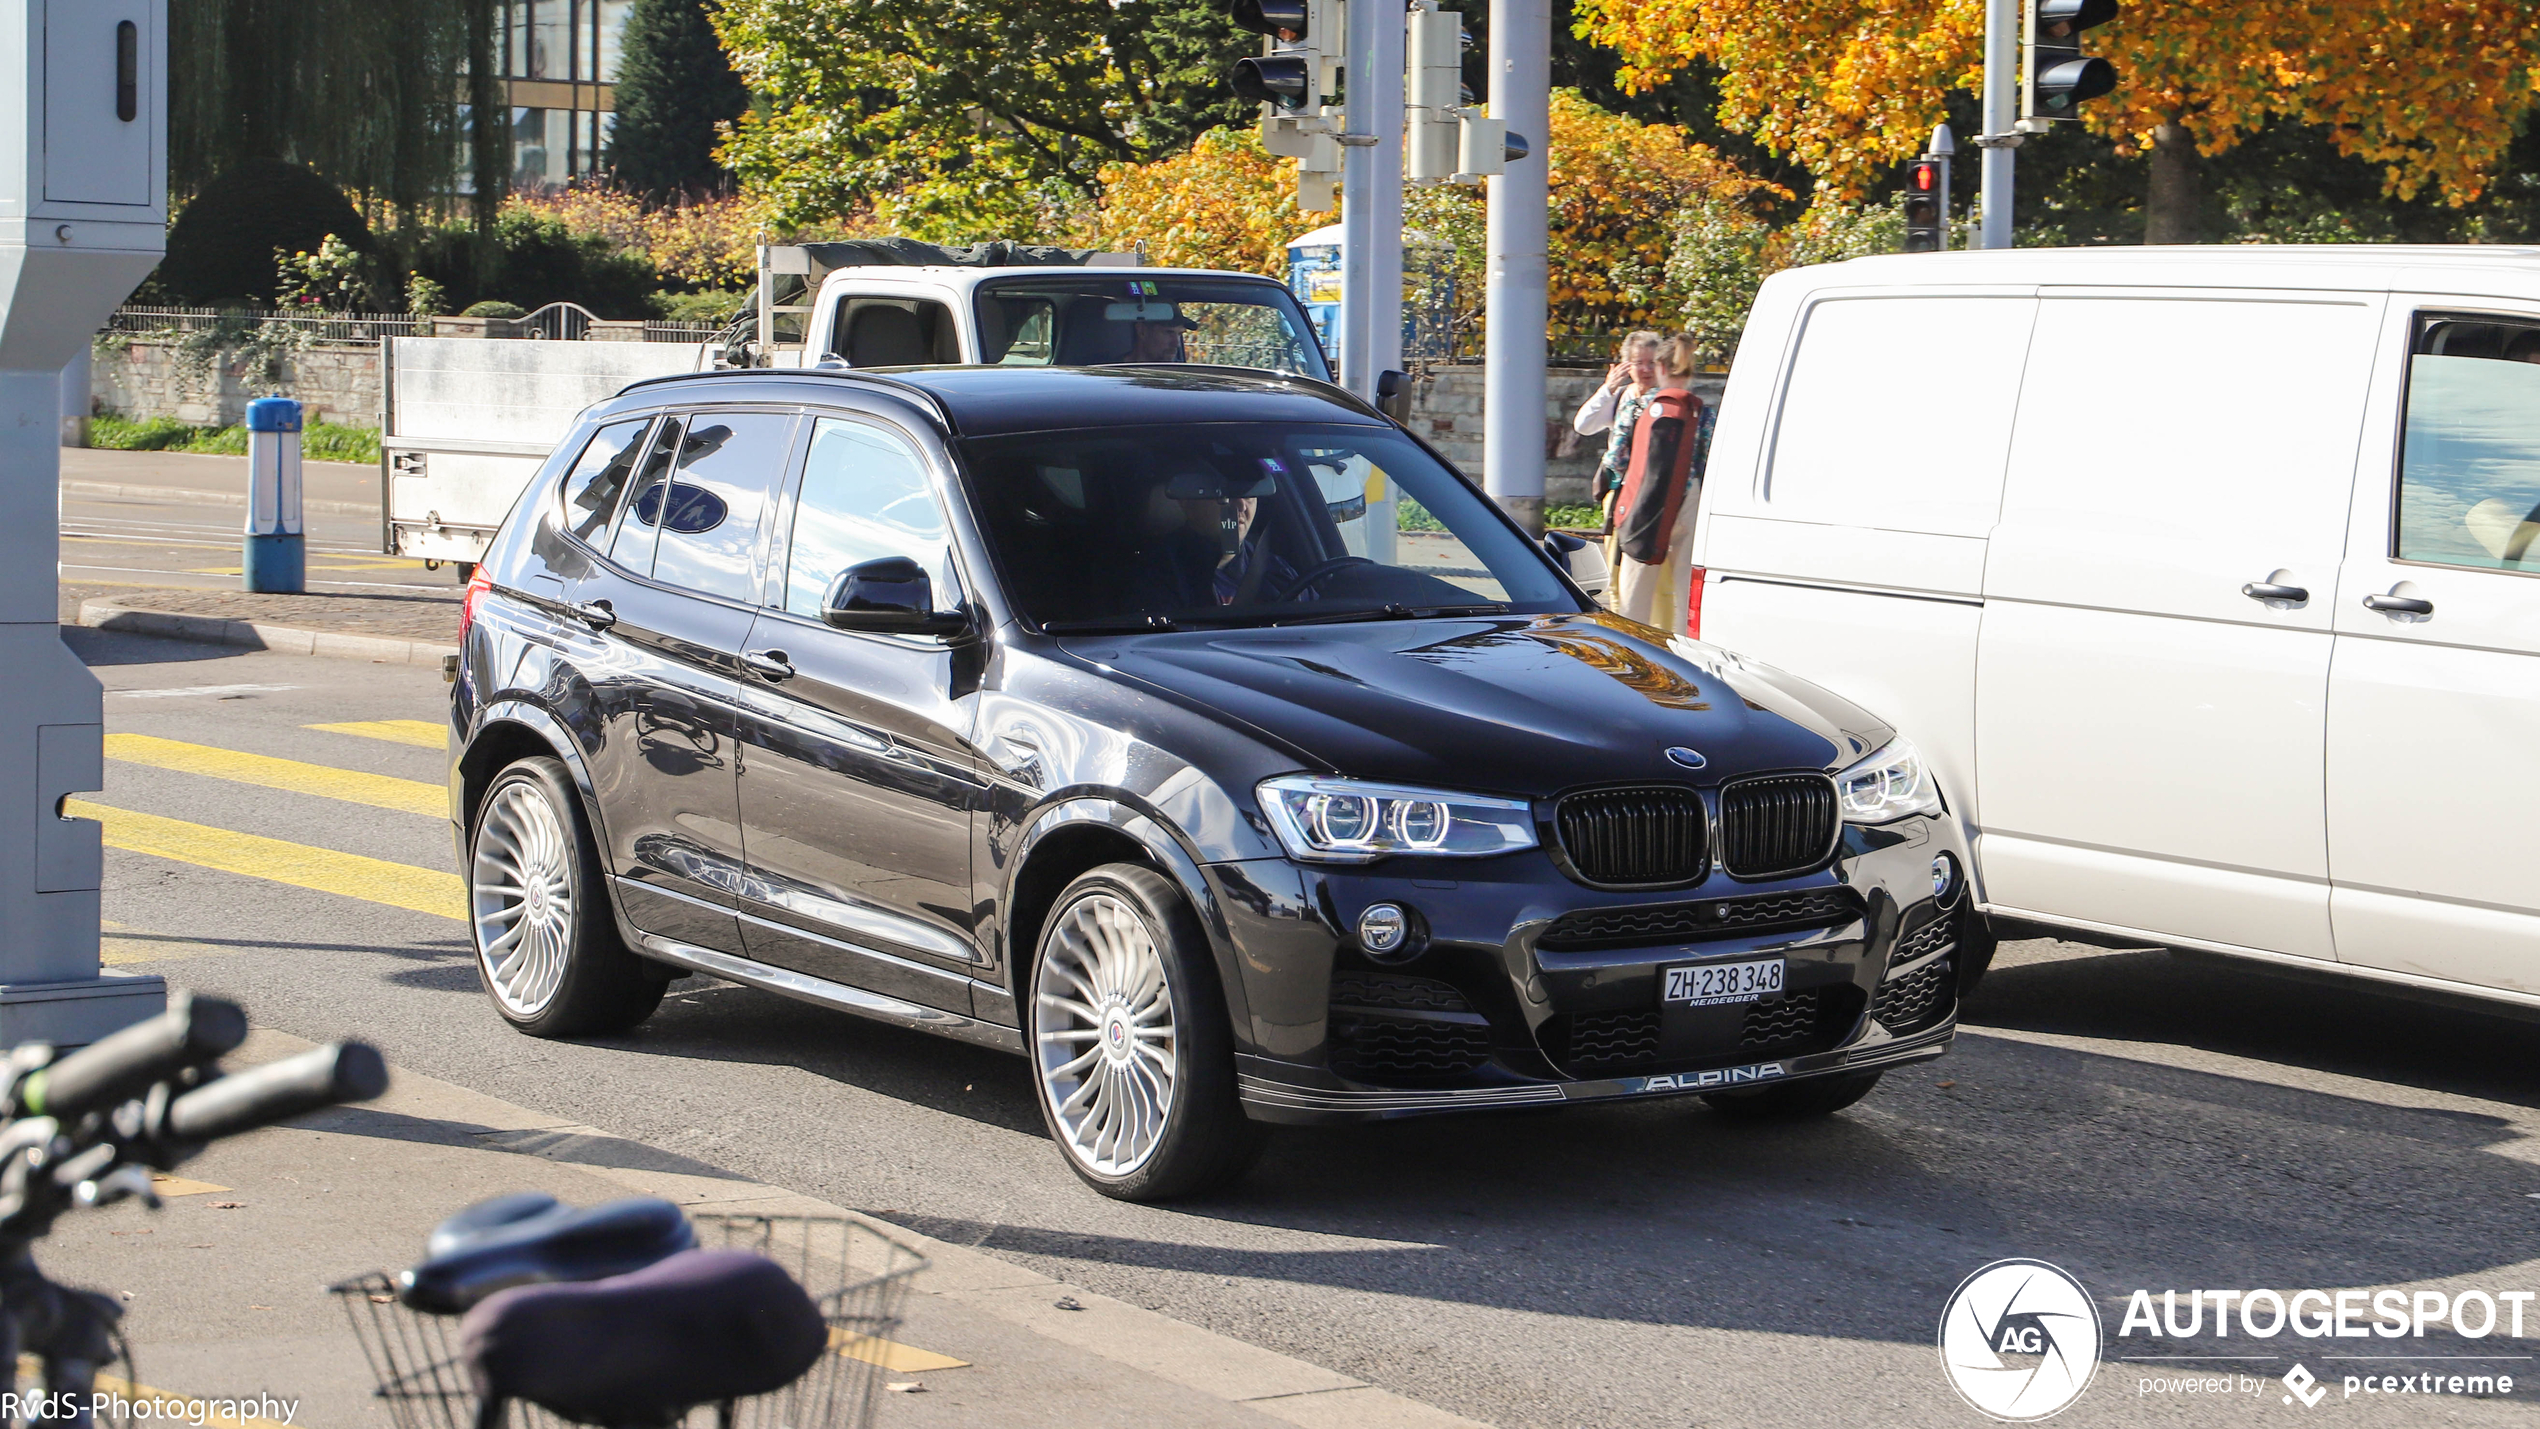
1338,0 -> 1401,398
1483,0 -> 1549,534
0,0 -> 170,1042
1978,0 -> 2017,249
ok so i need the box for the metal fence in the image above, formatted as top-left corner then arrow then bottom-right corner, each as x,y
108,304 -> 724,345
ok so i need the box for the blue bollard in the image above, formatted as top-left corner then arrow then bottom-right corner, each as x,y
243,395 -> 304,593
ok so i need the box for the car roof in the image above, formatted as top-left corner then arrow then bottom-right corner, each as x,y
822,266 -> 1295,293
1789,244 -> 2540,300
611,364 -> 1387,438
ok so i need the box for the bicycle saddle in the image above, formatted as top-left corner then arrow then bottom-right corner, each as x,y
461,1249 -> 829,1424
398,1194 -> 696,1314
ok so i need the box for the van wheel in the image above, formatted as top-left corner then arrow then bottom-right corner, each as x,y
469,756 -> 665,1037
1702,1070 -> 1883,1119
1027,864 -> 1263,1201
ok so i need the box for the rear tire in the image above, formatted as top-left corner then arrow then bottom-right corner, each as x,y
1027,864 -> 1263,1201
468,756 -> 665,1038
1702,1069 -> 1883,1119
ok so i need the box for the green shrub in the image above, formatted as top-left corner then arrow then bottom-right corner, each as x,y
89,413 -> 380,464
88,414 -> 198,452
1546,502 -> 1604,530
651,289 -> 747,324
460,300 -> 526,318
401,209 -> 661,318
158,159 -> 381,307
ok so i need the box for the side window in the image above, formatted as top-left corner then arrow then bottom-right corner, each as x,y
608,416 -> 685,571
834,298 -> 962,367
2397,316 -> 2540,571
980,296 -> 1056,365
646,412 -> 797,601
782,418 -> 955,619
557,417 -> 653,546
1767,296 -> 2035,537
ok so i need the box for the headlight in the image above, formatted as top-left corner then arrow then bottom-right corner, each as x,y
1834,737 -> 1943,824
1257,776 -> 1536,863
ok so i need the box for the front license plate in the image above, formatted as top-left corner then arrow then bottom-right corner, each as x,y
1663,958 -> 1784,1007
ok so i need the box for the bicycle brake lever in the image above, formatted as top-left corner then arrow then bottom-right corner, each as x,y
74,1164 -> 156,1212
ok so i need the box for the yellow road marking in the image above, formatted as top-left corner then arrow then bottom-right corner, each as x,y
832,1328 -> 969,1372
104,733 -> 443,817
74,800 -> 465,921
149,1173 -> 228,1197
308,718 -> 446,748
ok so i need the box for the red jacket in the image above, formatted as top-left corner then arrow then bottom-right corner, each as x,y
1615,387 -> 1703,565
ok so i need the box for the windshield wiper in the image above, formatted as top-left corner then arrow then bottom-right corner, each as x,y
1268,602 -> 1510,627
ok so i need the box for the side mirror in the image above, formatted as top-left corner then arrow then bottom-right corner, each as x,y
1375,369 -> 1415,422
821,557 -> 971,637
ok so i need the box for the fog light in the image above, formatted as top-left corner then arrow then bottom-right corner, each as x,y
1357,903 -> 1410,956
1932,852 -> 1962,906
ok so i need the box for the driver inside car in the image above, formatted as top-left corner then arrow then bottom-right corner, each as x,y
1130,457 -> 1310,608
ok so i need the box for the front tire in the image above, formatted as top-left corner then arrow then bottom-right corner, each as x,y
1702,1069 -> 1883,1119
1027,864 -> 1263,1201
469,756 -> 665,1037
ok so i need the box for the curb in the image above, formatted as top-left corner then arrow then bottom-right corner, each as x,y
76,599 -> 455,667
246,1029 -> 1494,1429
62,478 -> 376,517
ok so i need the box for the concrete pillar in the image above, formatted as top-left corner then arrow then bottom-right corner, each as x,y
1484,0 -> 1550,533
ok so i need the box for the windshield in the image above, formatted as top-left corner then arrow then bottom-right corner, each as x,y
974,277 -> 1333,380
958,422 -> 1580,632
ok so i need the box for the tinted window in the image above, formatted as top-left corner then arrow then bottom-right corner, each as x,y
783,419 -> 954,619
958,422 -> 1575,629
609,417 -> 684,570
834,298 -> 961,367
2398,317 -> 2540,572
646,412 -> 795,601
558,417 -> 652,545
974,278 -> 1330,379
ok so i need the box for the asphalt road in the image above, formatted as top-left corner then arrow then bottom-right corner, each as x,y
71,627 -> 2540,1428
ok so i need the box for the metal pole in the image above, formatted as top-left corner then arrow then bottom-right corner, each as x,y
1338,0 -> 1380,396
1365,0 -> 1405,392
1978,0 -> 2016,249
1484,0 -> 1549,534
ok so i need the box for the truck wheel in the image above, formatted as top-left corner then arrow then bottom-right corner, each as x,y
1702,1070 -> 1883,1120
1027,864 -> 1263,1201
469,756 -> 665,1037
454,561 -> 478,584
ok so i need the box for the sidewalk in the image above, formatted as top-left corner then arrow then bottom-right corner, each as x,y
37,1030 -> 1488,1429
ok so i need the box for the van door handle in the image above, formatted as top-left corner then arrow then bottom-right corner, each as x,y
571,599 -> 617,631
741,649 -> 795,681
2241,582 -> 2309,603
2362,593 -> 2434,616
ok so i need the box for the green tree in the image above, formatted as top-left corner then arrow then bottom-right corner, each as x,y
610,0 -> 753,201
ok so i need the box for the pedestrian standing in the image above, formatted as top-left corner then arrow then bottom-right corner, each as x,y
1573,331 -> 1666,541
1610,335 -> 1712,634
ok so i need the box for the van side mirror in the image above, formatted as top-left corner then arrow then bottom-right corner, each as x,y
1375,369 -> 1415,422
821,557 -> 971,637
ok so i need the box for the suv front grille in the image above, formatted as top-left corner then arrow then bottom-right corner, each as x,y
1872,958 -> 1955,1036
1719,775 -> 1839,879
1559,1010 -> 1662,1074
1555,786 -> 1706,888
1890,915 -> 1955,969
1327,971 -> 1491,1086
1537,889 -> 1859,951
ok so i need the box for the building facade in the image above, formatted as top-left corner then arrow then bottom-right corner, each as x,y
495,0 -> 633,190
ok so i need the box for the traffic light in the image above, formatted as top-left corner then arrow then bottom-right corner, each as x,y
1232,0 -> 1346,210
1902,159 -> 1945,252
2022,0 -> 2119,124
1404,2 -> 1461,184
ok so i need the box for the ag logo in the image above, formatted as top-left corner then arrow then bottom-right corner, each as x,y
1937,1259 -> 2102,1421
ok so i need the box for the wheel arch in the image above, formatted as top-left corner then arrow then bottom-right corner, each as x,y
459,702 -> 608,858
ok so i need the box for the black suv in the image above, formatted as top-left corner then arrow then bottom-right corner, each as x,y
450,366 -> 1983,1200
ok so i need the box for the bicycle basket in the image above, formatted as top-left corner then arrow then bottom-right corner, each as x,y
332,1213 -> 929,1429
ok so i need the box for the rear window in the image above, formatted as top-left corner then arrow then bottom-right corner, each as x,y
974,277 -> 1332,380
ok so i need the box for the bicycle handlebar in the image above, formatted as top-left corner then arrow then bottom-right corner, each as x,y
164,1042 -> 387,1144
28,992 -> 247,1122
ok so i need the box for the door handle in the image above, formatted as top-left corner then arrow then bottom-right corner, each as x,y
571,599 -> 617,631
2241,582 -> 2309,604
741,648 -> 795,681
2362,593 -> 2434,616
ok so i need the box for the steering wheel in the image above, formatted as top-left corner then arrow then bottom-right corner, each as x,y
1264,556 -> 1377,604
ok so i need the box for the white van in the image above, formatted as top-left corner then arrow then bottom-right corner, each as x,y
1693,246 -> 2540,1010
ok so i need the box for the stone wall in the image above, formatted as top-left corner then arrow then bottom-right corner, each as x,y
1403,366 -> 1727,510
92,340 -> 382,429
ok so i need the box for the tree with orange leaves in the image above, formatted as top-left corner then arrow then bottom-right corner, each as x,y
1574,0 -> 2540,242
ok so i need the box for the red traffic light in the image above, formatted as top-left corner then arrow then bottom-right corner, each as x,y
1909,161 -> 1941,192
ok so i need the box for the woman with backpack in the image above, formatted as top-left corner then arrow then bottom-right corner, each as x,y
1610,335 -> 1715,634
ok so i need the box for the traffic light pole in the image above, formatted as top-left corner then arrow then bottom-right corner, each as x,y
1482,0 -> 1549,534
1338,0 -> 1404,400
1977,0 -> 2017,249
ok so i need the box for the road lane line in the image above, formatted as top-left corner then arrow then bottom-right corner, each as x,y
833,1328 -> 971,1371
103,733 -> 444,816
308,718 -> 446,748
109,683 -> 301,699
73,799 -> 465,921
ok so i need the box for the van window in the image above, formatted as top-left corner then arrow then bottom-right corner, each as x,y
1766,296 -> 2034,536
635,412 -> 795,601
782,418 -> 958,619
2396,316 -> 2540,572
832,298 -> 961,367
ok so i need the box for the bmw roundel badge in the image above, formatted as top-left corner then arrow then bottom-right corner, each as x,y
1665,746 -> 1707,770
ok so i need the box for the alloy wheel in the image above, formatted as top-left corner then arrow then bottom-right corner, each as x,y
1035,894 -> 1180,1176
472,780 -> 578,1016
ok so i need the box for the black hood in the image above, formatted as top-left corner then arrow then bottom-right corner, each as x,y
1076,612 -> 1892,798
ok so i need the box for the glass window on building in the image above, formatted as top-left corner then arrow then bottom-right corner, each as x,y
491,1 -> 637,191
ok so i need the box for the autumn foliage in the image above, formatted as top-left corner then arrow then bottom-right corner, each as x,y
1090,129 -> 1302,275
1574,0 -> 2540,205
